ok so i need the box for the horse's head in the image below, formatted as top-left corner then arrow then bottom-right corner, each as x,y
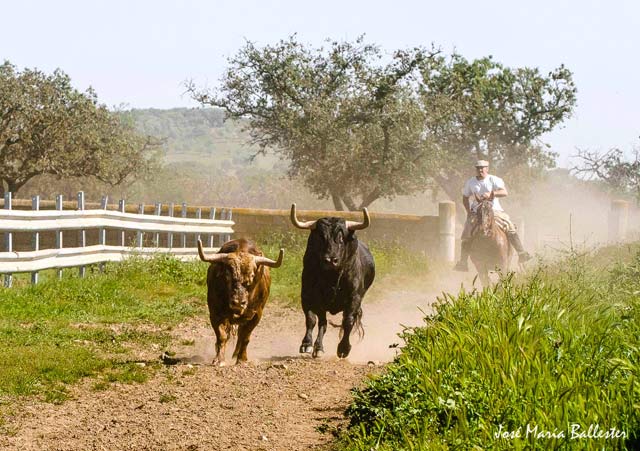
475,197 -> 495,237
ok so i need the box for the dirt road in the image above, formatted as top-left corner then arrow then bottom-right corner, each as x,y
0,282 -> 460,451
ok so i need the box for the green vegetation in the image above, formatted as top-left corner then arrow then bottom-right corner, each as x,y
340,244 -> 640,450
0,254 -> 207,406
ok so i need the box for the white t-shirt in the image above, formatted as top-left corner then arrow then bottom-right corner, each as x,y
463,174 -> 506,212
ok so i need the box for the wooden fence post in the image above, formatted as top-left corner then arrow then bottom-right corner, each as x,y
137,204 -> 144,248
226,209 -> 233,243
181,202 -> 187,248
608,200 -> 629,242
56,195 -> 64,280
99,196 -> 108,246
154,202 -> 162,247
168,203 -> 174,249
195,208 -> 202,245
438,201 -> 456,263
4,192 -> 12,287
77,191 -> 86,278
208,207 -> 216,248
118,199 -> 126,247
99,196 -> 108,273
31,195 -> 40,284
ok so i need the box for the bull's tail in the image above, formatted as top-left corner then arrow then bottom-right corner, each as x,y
329,307 -> 364,342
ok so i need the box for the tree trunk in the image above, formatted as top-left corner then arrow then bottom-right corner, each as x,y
359,187 -> 381,209
434,173 -> 467,224
6,180 -> 22,198
331,192 -> 345,211
342,194 -> 357,211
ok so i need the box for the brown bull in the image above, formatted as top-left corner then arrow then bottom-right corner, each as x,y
197,238 -> 284,365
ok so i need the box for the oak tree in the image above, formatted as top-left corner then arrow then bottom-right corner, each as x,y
0,61 -> 161,197
420,54 -> 577,202
189,36 -> 442,210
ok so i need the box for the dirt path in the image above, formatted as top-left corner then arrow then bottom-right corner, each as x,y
0,279 -> 469,451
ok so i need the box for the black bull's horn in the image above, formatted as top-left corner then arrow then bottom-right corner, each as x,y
197,239 -> 284,268
289,203 -> 370,231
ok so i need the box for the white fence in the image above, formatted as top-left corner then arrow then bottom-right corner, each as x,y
0,192 -> 234,287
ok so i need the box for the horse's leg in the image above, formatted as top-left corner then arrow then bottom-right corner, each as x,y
479,269 -> 490,287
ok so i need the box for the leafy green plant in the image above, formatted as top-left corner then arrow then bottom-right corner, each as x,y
340,245 -> 640,450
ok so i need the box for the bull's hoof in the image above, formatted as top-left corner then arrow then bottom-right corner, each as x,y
312,349 -> 324,358
212,359 -> 227,367
337,343 -> 351,359
300,345 -> 313,354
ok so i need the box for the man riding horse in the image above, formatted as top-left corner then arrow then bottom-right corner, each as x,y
454,160 -> 531,272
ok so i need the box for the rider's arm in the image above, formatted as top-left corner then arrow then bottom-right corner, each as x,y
492,188 -> 508,198
462,196 -> 470,214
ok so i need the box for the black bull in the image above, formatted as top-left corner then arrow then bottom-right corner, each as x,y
290,204 -> 375,358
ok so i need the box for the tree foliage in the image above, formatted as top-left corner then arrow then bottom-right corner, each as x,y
189,36 -> 578,210
573,145 -> 640,201
189,36 -> 443,210
420,55 -> 577,201
0,61 -> 161,197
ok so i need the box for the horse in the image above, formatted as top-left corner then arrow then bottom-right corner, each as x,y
468,197 -> 513,286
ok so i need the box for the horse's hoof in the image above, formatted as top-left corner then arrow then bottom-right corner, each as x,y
312,349 -> 324,358
300,345 -> 313,354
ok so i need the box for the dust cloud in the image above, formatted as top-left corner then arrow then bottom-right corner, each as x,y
377,170 -> 639,257
173,272 -> 478,366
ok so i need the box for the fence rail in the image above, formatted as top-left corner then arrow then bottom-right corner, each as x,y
0,192 -> 234,287
0,209 -> 233,234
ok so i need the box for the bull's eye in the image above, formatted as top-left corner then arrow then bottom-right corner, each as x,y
337,234 -> 343,243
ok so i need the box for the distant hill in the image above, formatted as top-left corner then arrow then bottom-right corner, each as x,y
128,107 -> 278,169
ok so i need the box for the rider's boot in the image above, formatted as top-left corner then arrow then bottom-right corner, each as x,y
453,241 -> 470,272
507,232 -> 532,263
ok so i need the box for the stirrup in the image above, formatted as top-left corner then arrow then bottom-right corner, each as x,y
453,260 -> 469,272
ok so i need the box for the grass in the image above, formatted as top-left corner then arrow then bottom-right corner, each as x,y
338,243 -> 640,450
0,254 -> 208,408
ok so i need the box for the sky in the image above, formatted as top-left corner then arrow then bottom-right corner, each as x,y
2,0 -> 639,167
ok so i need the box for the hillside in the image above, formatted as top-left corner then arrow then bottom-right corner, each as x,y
129,107 -> 278,169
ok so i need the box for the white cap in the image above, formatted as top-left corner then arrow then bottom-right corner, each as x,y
475,160 -> 489,167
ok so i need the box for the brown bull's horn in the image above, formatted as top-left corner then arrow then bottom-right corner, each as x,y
197,239 -> 229,263
290,203 -> 317,230
345,208 -> 370,231
255,249 -> 284,268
